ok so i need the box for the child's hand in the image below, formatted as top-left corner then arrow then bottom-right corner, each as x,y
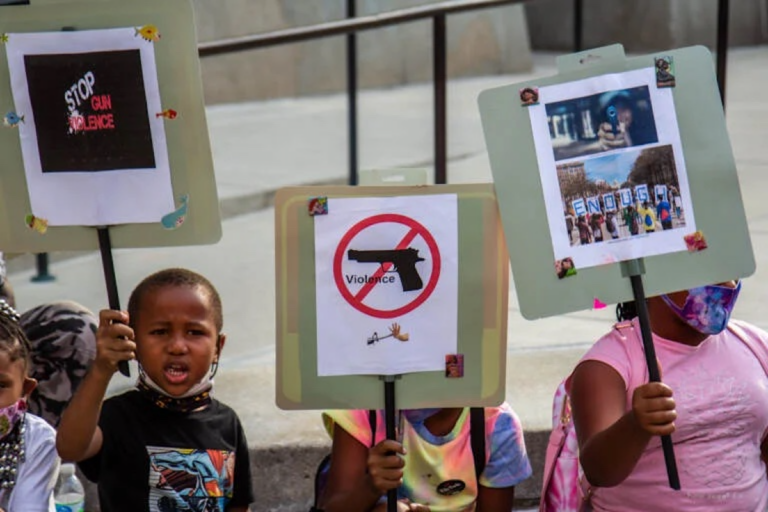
367,439 -> 406,494
373,500 -> 430,512
631,382 -> 677,436
94,309 -> 136,375
398,499 -> 430,511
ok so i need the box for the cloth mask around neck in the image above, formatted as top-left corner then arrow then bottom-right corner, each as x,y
0,399 -> 25,439
138,370 -> 213,399
661,281 -> 741,335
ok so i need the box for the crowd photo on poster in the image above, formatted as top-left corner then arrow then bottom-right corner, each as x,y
560,144 -> 686,247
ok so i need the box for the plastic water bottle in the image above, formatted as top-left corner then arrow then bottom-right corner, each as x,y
54,463 -> 85,512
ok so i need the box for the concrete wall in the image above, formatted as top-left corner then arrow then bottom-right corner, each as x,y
525,0 -> 768,52
193,0 -> 533,104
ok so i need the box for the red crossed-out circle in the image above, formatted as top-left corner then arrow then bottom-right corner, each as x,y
333,213 -> 441,319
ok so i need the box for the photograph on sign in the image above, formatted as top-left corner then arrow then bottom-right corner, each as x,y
527,68 -> 696,270
313,194 -> 458,377
546,85 -> 658,161
4,28 -> 174,226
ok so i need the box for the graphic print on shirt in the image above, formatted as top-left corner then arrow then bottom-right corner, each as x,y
147,446 -> 235,512
669,361 -> 762,501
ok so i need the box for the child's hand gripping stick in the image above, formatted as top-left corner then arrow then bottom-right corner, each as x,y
106,304 -> 131,377
96,309 -> 135,377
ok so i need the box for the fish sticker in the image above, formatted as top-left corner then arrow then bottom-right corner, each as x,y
0,34 -> 9,44
155,109 -> 178,120
161,194 -> 189,230
135,24 -> 161,43
25,214 -> 48,234
593,298 -> 607,310
3,112 -> 24,128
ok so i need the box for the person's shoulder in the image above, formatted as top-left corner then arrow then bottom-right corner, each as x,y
102,389 -> 142,411
482,403 -> 523,436
576,320 -> 641,378
209,398 -> 241,420
587,321 -> 635,353
728,319 -> 768,345
206,398 -> 248,431
322,409 -> 379,446
99,390 -> 152,425
25,412 -> 56,440
105,388 -> 141,403
23,413 -> 58,461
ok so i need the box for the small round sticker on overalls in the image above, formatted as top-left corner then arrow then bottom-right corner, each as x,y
437,479 -> 466,496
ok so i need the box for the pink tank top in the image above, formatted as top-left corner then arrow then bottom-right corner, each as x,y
580,319 -> 768,512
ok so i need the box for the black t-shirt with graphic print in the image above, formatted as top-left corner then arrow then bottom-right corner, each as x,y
79,390 -> 254,512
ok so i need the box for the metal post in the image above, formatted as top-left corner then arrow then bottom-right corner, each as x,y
433,14 -> 447,185
574,0 -> 583,52
346,0 -> 359,185
716,0 -> 729,110
31,253 -> 55,282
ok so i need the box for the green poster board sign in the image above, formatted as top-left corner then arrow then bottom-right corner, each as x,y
479,45 -> 754,319
0,0 -> 220,251
275,184 -> 509,410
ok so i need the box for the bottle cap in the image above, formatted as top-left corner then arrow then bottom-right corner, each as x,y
60,463 -> 76,477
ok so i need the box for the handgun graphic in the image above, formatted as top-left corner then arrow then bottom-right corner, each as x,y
606,105 -> 618,135
348,247 -> 425,292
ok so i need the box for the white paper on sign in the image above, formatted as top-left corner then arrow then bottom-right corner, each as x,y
527,68 -> 696,270
4,28 -> 174,226
314,194 -> 459,377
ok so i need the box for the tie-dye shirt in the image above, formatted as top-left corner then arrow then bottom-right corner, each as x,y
323,403 -> 532,512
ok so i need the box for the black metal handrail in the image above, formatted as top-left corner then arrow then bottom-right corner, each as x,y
574,0 -> 730,109
198,0 -> 527,57
198,0 -> 528,188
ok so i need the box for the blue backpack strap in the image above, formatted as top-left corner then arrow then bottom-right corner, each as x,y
470,407 -> 486,480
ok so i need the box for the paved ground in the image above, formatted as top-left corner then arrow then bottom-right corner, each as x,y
8,47 -> 768,510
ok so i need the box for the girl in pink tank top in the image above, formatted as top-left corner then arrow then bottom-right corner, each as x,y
569,280 -> 768,511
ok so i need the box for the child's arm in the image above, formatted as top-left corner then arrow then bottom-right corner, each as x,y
320,427 -> 404,512
56,310 -> 135,462
475,486 -> 514,512
570,360 -> 676,487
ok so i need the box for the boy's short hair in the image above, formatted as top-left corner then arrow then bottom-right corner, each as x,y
127,268 -> 223,332
0,300 -> 31,373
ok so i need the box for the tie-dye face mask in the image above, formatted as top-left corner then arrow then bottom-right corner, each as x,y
661,281 -> 741,335
0,399 -> 25,439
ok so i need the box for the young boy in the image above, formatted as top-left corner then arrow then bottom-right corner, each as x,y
56,268 -> 254,511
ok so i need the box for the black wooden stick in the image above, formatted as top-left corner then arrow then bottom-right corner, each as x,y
629,273 -> 680,490
97,227 -> 130,377
384,376 -> 397,512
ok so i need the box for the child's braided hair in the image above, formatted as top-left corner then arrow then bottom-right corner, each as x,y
0,300 -> 31,371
